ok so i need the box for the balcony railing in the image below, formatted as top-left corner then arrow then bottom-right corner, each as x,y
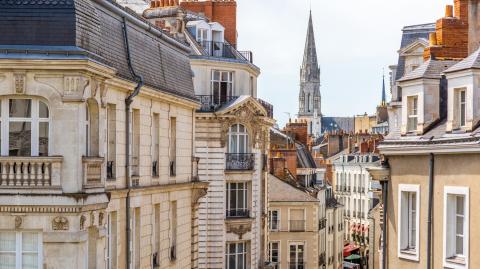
238,50 -> 253,63
226,209 -> 250,218
288,262 -> 305,269
256,98 -> 274,118
196,95 -> 238,112
0,156 -> 62,188
83,156 -> 104,187
199,41 -> 253,63
225,153 -> 254,171
289,220 -> 305,232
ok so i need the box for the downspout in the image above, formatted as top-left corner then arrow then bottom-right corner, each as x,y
381,180 -> 387,269
122,16 -> 144,269
427,153 -> 434,269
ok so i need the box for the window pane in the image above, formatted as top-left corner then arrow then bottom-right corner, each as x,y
456,196 -> 464,215
0,254 -> 15,269
9,122 -> 31,156
9,99 -> 31,118
39,122 -> 49,156
0,233 -> 15,251
228,254 -> 235,269
213,71 -> 220,81
39,101 -> 49,118
456,236 -> 464,255
22,253 -> 38,269
456,216 -> 464,235
22,233 -> 38,252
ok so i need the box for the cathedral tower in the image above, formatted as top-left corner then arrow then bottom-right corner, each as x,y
298,11 -> 322,137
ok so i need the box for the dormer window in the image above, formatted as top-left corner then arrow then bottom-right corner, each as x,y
459,89 -> 466,127
197,28 -> 208,44
407,96 -> 418,132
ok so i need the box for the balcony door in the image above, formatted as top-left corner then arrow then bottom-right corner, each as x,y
211,70 -> 234,105
289,243 -> 305,269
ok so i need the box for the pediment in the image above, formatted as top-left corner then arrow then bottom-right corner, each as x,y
215,96 -> 269,118
399,39 -> 429,56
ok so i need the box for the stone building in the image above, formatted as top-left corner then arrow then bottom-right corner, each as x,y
0,1 -> 208,269
142,1 -> 275,268
369,1 -> 480,269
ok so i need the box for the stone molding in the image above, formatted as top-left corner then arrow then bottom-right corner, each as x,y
52,216 -> 69,231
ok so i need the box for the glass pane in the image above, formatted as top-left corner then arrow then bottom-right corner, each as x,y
456,236 -> 464,255
239,135 -> 245,153
221,72 -> 229,82
39,101 -> 49,118
456,196 -> 464,215
229,187 -> 237,210
0,253 -> 15,269
230,135 -> 238,153
237,242 -> 244,252
22,253 -> 38,269
238,189 -> 245,209
213,71 -> 220,81
229,243 -> 236,253
9,99 -> 31,118
456,216 -> 464,235
228,254 -> 235,269
237,252 -> 244,269
0,233 -> 15,251
39,122 -> 49,156
239,125 -> 244,132
9,122 -> 31,156
22,233 -> 38,252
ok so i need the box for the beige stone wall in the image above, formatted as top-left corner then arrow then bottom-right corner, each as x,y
386,154 -> 480,269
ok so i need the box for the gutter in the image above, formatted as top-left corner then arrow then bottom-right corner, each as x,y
427,153 -> 434,269
122,17 -> 144,269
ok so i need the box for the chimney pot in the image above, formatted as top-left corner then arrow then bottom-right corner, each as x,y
445,5 -> 453,17
429,32 -> 438,46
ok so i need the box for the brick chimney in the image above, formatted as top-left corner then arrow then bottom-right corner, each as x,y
469,0 -> 480,53
180,0 -> 237,47
270,155 -> 286,179
424,0 -> 469,60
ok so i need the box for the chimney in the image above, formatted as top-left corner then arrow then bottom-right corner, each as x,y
271,155 -> 286,179
469,0 -> 480,53
429,32 -> 438,46
446,4 -> 454,17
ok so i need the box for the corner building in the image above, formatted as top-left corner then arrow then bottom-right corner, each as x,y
0,1 -> 207,269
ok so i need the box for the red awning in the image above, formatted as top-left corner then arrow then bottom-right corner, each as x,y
343,244 -> 360,257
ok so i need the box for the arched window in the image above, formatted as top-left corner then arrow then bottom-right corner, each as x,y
228,124 -> 248,154
1,98 -> 49,156
86,99 -> 99,156
307,93 -> 311,112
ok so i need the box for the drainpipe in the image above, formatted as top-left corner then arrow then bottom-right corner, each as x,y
427,153 -> 434,269
381,180 -> 387,269
122,17 -> 144,269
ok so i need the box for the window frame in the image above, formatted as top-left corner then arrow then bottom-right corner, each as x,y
268,241 -> 280,267
225,241 -> 247,269
288,241 -> 305,268
443,186 -> 469,269
407,95 -> 418,133
0,231 -> 43,269
268,209 -> 280,231
226,182 -> 248,217
458,89 -> 467,128
228,124 -> 249,154
398,184 -> 420,261
1,98 -> 50,156
211,70 -> 234,104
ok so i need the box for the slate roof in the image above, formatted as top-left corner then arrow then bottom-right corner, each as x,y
322,117 -> 354,133
445,47 -> 480,73
296,143 -> 317,168
268,174 -> 318,203
0,0 -> 197,102
395,23 -> 435,81
398,60 -> 458,82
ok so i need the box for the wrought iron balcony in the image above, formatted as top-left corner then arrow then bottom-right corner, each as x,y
225,153 -> 254,171
198,41 -> 253,63
289,220 -> 305,232
226,209 -> 250,218
196,95 -> 238,112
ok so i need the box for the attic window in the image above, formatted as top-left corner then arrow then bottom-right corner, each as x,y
407,96 -> 418,133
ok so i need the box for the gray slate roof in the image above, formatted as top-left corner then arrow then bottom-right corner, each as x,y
398,60 -> 458,82
322,117 -> 354,133
0,0 -> 197,101
445,48 -> 480,73
268,174 -> 318,203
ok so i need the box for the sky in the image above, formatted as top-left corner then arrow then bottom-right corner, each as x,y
236,0 -> 452,127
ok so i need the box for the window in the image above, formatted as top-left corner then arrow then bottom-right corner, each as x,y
169,117 -> 176,177
152,113 -> 159,178
307,93 -> 311,112
170,201 -> 177,261
268,241 -> 279,268
0,232 -> 42,269
1,98 -> 49,156
86,99 -> 99,156
459,89 -> 466,127
268,210 -> 280,231
131,109 -> 140,177
289,209 -> 305,232
289,243 -> 305,269
443,187 -> 469,268
398,184 -> 420,261
226,182 -> 248,218
153,204 -> 160,267
228,124 -> 248,154
407,96 -> 418,132
107,104 -> 116,180
211,70 -> 234,105
197,28 -> 208,44
131,207 -> 140,268
107,212 -> 117,269
226,242 -> 247,269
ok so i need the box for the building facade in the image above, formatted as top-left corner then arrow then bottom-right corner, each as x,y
0,1 -> 208,269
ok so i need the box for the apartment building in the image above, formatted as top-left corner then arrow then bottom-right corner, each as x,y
0,1 -> 207,269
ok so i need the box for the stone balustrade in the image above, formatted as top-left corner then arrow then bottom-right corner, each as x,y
0,156 -> 63,188
82,156 -> 104,188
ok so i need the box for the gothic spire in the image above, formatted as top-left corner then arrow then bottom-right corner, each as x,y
301,10 -> 320,83
381,73 -> 387,106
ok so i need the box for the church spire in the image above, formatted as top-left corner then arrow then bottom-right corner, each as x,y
301,11 -> 320,82
381,73 -> 387,106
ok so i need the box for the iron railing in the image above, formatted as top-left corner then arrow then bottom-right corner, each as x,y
256,98 -> 274,118
289,220 -> 305,232
196,95 -> 238,112
107,161 -> 115,180
198,41 -> 253,63
226,209 -> 250,218
238,50 -> 253,63
225,153 -> 254,170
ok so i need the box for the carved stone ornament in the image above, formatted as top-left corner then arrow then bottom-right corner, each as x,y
80,215 -> 86,230
52,216 -> 69,231
99,82 -> 108,108
192,188 -> 208,205
14,216 -> 22,229
98,212 -> 104,226
227,224 -> 251,240
13,73 -> 26,94
62,76 -> 89,102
